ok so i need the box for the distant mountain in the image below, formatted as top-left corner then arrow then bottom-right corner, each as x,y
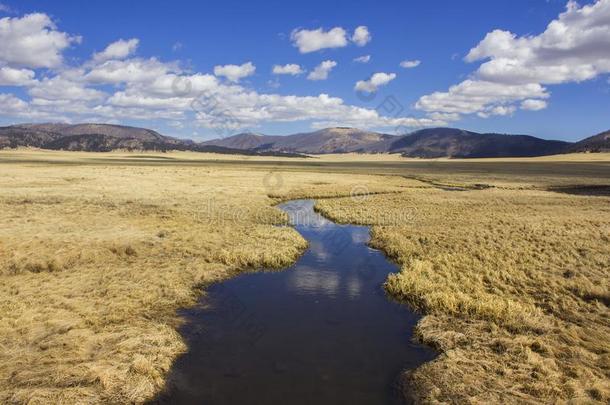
204,127 -> 571,158
0,123 -> 183,151
0,123 -> 304,156
203,132 -> 284,150
386,128 -> 570,158
203,127 -> 397,154
1,122 -> 607,158
567,130 -> 610,153
15,123 -> 173,142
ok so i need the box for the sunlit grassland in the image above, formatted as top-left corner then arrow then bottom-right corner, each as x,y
0,150 -> 413,403
0,149 -> 609,403
315,183 -> 610,403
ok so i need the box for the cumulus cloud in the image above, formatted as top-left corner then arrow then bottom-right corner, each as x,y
86,58 -> 179,84
520,99 -> 548,111
213,61 -> 256,82
0,12 -> 443,133
417,0 -> 610,119
0,13 -> 80,68
92,38 -> 139,63
400,59 -> 421,68
477,105 -> 516,118
0,66 -> 35,85
29,76 -> 106,101
352,26 -> 371,46
307,60 -> 337,80
0,92 -> 76,121
0,93 -> 28,113
290,27 -> 348,53
354,72 -> 396,93
353,55 -> 371,63
427,112 -> 461,122
272,63 -> 304,75
1,63 -> 442,131
416,79 -> 549,115
187,91 -> 444,131
464,0 -> 610,85
290,26 -> 372,53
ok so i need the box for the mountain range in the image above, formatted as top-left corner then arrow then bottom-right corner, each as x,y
1,123 -> 608,158
203,127 -> 609,157
0,123 -> 304,157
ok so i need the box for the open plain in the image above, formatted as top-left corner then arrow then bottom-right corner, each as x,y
0,149 -> 609,403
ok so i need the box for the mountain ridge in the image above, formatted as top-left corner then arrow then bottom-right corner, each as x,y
567,130 -> 610,153
0,123 -> 305,157
1,122 -> 607,158
204,127 -> 574,157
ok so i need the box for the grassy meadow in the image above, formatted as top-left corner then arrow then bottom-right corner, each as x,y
0,149 -> 609,403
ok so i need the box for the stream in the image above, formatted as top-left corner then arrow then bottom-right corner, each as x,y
155,199 -> 435,404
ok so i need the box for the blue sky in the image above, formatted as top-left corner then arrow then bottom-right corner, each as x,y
0,0 -> 609,141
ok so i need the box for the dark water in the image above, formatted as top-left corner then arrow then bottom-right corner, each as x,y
155,200 -> 435,404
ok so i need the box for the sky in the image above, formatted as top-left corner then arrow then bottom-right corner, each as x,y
0,0 -> 609,141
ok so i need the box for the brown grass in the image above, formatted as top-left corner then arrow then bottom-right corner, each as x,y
0,151 -> 418,403
0,162 -> 310,403
315,185 -> 610,403
0,149 -> 608,404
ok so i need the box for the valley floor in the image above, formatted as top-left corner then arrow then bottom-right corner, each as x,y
0,150 -> 608,403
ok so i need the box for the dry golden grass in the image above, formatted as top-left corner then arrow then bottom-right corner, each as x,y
1,149 -> 608,404
0,163 -> 311,403
316,186 -> 610,403
0,151 -> 418,404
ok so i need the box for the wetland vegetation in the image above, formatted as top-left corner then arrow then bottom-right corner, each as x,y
0,150 -> 608,403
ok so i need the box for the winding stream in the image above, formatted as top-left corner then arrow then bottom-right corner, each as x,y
156,200 -> 435,404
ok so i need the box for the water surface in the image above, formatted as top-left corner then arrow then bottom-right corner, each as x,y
156,200 -> 435,404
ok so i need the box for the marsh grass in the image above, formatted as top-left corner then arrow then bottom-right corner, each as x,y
1,150 -> 608,404
0,153 -> 424,403
316,186 -> 610,403
0,163 -> 315,403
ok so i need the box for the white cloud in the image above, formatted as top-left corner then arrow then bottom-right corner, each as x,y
143,73 -> 218,97
107,92 -> 191,109
290,27 -> 348,53
353,55 -> 371,63
416,79 -> 549,114
464,0 -> 610,85
0,66 -> 35,85
0,13 -> 442,133
307,60 -> 337,80
417,0 -> 610,119
86,58 -> 179,84
355,72 -> 396,93
0,64 -> 443,131
29,76 -> 106,101
0,13 -> 80,68
400,60 -> 421,68
189,91 -> 444,131
272,63 -> 304,75
0,93 -> 28,113
520,99 -> 548,111
213,62 -> 256,82
477,105 -> 516,118
352,26 -> 371,46
92,38 -> 139,63
427,112 -> 461,122
0,93 -> 74,121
